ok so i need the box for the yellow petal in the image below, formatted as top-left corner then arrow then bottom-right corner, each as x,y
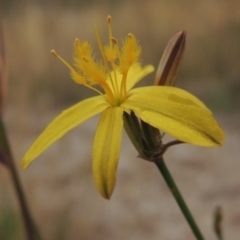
106,64 -> 154,92
92,107 -> 124,199
126,64 -> 155,90
122,86 -> 224,146
21,96 -> 110,169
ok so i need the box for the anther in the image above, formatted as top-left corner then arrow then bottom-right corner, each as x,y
51,50 -> 58,57
128,33 -> 133,39
111,37 -> 118,44
107,15 -> 112,24
74,38 -> 80,47
82,56 -> 89,63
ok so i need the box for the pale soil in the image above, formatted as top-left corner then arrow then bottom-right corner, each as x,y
1,108 -> 240,240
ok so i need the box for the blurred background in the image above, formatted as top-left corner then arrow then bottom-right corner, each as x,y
1,0 -> 240,239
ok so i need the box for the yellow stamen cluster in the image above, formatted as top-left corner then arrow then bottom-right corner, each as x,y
119,33 -> 142,74
74,40 -> 107,86
52,15 -> 142,106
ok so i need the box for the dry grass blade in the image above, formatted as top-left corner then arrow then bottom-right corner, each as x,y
0,19 -> 8,166
0,19 -> 8,117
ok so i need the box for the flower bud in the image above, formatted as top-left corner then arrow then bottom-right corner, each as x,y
154,31 -> 186,86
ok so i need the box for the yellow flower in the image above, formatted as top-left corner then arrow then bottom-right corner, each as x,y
21,16 -> 224,199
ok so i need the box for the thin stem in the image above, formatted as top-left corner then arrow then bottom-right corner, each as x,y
214,206 -> 223,240
155,157 -> 205,240
125,115 -> 206,240
0,118 -> 41,240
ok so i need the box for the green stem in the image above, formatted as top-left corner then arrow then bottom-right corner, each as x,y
214,206 -> 223,240
125,114 -> 206,240
155,157 -> 205,240
0,118 -> 42,240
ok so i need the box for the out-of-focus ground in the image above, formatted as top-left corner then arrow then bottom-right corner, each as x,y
1,0 -> 240,239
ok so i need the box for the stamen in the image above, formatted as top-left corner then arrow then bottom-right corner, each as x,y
51,49 -> 58,57
111,37 -> 118,44
94,26 -> 109,69
82,56 -> 89,63
52,49 -> 105,96
108,17 -> 113,47
101,80 -> 116,106
128,33 -> 133,39
51,49 -> 86,84
107,15 -> 112,24
106,17 -> 121,99
120,72 -> 128,100
74,38 -> 80,47
54,16 -> 143,106
94,26 -> 116,98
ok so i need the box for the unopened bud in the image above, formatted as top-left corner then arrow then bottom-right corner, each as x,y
154,31 -> 186,86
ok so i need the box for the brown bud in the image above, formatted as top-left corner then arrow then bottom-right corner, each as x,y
154,31 -> 186,86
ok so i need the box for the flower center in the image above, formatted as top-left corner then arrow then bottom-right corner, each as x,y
51,15 -> 142,106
